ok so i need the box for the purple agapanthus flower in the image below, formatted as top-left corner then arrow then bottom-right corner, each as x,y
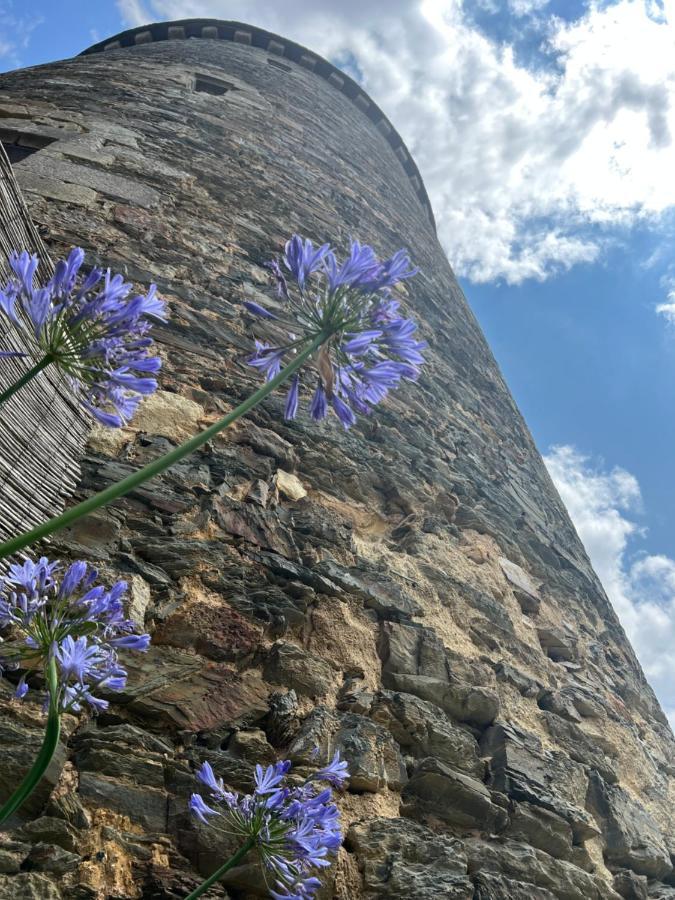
0,247 -> 167,427
190,752 -> 348,900
314,752 -> 349,789
0,556 -> 150,713
244,235 -> 425,429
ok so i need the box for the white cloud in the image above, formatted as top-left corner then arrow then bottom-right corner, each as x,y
545,445 -> 675,728
117,0 -> 153,27
508,0 -> 550,16
113,1 -> 675,284
0,2 -> 42,70
656,289 -> 675,323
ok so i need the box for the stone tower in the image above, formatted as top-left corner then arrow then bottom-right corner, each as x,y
0,18 -> 672,900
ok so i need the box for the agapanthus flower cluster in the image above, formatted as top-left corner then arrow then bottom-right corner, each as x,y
0,247 -> 167,426
0,556 -> 150,712
244,235 -> 426,429
190,752 -> 349,899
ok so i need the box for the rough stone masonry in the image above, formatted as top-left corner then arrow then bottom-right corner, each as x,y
0,18 -> 672,900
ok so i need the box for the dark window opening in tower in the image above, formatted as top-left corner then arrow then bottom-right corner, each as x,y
0,130 -> 56,165
267,58 -> 292,73
194,74 -> 235,95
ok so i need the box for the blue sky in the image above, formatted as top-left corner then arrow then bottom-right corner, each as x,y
4,0 -> 675,720
473,227 -> 675,551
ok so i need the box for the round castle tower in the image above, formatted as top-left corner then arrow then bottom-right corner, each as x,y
0,19 -> 672,899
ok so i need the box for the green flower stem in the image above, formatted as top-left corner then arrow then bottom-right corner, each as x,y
0,656 -> 61,824
0,354 -> 52,406
185,835 -> 257,900
0,333 -> 328,561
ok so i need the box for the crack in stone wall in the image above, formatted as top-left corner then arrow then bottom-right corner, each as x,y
0,27 -> 673,900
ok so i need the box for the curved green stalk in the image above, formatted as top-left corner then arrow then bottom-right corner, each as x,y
0,333 -> 328,561
0,355 -> 52,406
0,656 -> 61,824
184,835 -> 256,900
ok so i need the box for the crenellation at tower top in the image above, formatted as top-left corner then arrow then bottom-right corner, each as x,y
82,18 -> 436,231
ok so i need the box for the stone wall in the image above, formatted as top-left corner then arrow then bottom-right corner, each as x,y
0,22 -> 673,899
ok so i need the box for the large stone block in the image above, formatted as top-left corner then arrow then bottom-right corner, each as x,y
481,721 -> 599,842
78,772 -> 168,832
587,772 -> 672,879
262,640 -> 336,697
613,868 -> 649,900
379,621 -> 448,680
0,706 -> 67,824
368,689 -> 484,777
119,646 -> 270,732
504,800 -> 574,861
402,757 -> 508,832
347,816 -> 473,899
498,557 -> 541,615
288,706 -> 407,792
314,559 -> 422,620
473,871 -> 557,899
465,838 -> 623,900
0,873 -> 63,899
387,674 -> 500,727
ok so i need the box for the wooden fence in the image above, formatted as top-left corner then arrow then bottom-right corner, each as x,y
0,144 -> 88,551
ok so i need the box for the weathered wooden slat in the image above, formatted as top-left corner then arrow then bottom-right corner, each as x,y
0,143 -> 89,551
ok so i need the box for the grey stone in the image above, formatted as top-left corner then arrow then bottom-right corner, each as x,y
263,640 -> 335,697
13,818 -> 80,853
388,673 -> 500,726
0,715 -> 67,823
473,871 -> 558,899
538,689 -> 583,722
288,706 -> 406,792
0,873 -> 63,899
125,574 -> 152,627
19,154 -> 160,207
587,772 -> 672,879
402,757 -> 507,831
537,625 -> 578,662
314,559 -> 422,620
44,791 -> 90,831
265,690 -> 300,747
347,817 -> 473,898
613,869 -> 649,900
493,661 -> 544,698
465,838 -> 622,900
379,621 -> 448,680
227,728 -> 275,763
569,843 -> 596,872
368,690 -> 484,777
78,772 -> 168,832
542,711 -> 618,783
74,722 -> 173,755
566,685 -> 607,718
481,721 -> 599,842
338,688 -> 376,716
0,840 -> 29,874
75,744 -> 166,787
15,169 -> 98,205
441,571 -> 516,635
504,801 -> 573,860
498,557 -> 541,614
23,843 -> 80,875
